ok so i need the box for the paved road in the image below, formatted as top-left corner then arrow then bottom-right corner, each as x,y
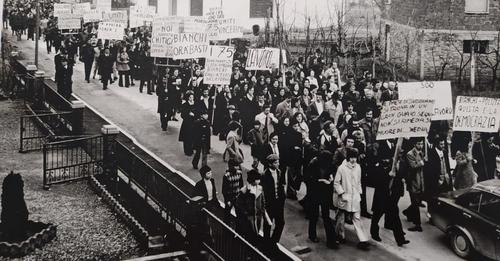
7,32 -> 462,261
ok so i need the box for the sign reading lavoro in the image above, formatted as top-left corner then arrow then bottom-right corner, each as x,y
245,48 -> 280,71
453,96 -> 500,132
398,81 -> 453,121
204,46 -> 236,85
376,99 -> 434,140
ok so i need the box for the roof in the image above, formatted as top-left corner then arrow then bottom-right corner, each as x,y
473,179 -> 500,197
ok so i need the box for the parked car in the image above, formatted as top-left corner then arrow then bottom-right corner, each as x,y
430,179 -> 500,260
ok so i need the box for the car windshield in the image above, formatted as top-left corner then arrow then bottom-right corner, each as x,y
456,190 -> 482,212
479,193 -> 500,224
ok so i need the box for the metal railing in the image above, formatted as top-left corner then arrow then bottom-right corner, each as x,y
19,111 -> 73,152
202,209 -> 270,261
43,135 -> 104,187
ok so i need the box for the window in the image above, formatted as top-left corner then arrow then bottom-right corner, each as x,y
465,0 -> 489,14
463,40 -> 489,54
457,191 -> 482,212
250,0 -> 273,18
190,0 -> 203,16
479,193 -> 500,222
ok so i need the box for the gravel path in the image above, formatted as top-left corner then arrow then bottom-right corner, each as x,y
0,100 -> 144,260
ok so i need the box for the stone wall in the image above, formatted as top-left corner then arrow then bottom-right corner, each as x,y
384,0 -> 500,31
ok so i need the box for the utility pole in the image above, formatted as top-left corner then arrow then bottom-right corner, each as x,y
35,0 -> 40,67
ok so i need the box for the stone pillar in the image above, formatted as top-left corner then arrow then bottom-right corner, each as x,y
26,64 -> 37,103
34,70 -> 45,108
70,100 -> 85,135
101,124 -> 120,193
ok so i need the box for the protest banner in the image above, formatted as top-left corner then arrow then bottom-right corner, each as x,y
96,0 -> 112,12
150,16 -> 181,58
103,11 -> 128,25
245,48 -> 281,71
72,2 -> 91,17
376,99 -> 434,140
453,96 -> 500,133
58,18 -> 81,30
182,16 -> 208,33
172,32 -> 209,59
83,9 -> 103,23
129,5 -> 156,28
204,46 -> 235,85
97,21 -> 125,40
205,7 -> 242,40
398,81 -> 453,121
53,3 -> 73,18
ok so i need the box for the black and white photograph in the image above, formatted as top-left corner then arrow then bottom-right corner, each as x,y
0,0 -> 498,260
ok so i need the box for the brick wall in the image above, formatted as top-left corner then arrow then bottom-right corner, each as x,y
384,0 -> 500,31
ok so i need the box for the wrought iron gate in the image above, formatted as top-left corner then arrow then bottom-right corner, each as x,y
43,135 -> 104,188
19,111 -> 72,153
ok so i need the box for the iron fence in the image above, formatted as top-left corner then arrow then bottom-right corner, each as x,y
19,111 -> 73,152
202,209 -> 270,261
43,135 -> 104,187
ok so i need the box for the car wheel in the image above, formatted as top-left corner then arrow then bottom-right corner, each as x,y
449,229 -> 472,259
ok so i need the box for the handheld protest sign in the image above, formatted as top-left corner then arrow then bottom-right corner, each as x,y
398,81 -> 453,121
376,99 -> 434,141
453,96 -> 500,133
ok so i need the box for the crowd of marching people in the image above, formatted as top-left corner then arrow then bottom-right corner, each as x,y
5,0 -> 500,253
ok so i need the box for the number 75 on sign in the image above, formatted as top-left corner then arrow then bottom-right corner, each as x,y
205,46 -> 235,60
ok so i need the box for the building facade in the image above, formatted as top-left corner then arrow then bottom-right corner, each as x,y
381,0 -> 500,89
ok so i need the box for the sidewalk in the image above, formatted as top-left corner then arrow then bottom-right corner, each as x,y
8,32 -> 461,261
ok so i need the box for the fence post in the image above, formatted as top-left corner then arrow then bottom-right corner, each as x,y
70,100 -> 85,135
186,196 -> 204,259
26,64 -> 37,105
101,124 -> 120,194
34,70 -> 45,108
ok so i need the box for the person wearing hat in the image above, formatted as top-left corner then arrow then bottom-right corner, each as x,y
192,109 -> 211,169
80,40 -> 95,83
261,154 -> 286,243
194,166 -> 219,211
222,159 -> 244,223
235,169 -> 272,245
54,56 -> 73,99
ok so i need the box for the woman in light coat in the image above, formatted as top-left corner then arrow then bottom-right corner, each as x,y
334,148 -> 370,250
116,46 -> 130,87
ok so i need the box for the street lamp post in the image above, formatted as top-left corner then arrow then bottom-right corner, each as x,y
35,0 -> 40,67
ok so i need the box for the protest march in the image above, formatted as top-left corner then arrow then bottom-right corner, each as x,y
1,0 -> 499,260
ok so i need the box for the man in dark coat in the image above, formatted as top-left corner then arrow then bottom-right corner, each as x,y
370,139 -> 409,246
139,50 -> 154,94
306,150 -> 337,248
156,70 -> 170,131
98,48 -> 115,90
261,154 -> 286,243
194,166 -> 219,211
80,41 -> 95,83
55,56 -> 72,99
192,110 -> 211,169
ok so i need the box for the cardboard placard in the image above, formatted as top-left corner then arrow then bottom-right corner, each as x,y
150,16 -> 182,58
172,32 -> 209,59
72,3 -> 91,17
96,0 -> 111,12
54,3 -> 73,18
398,81 -> 453,121
102,11 -> 128,25
245,48 -> 280,71
204,46 -> 235,85
453,96 -> 500,132
58,18 -> 81,30
376,99 -> 434,140
129,5 -> 156,28
97,21 -> 125,40
205,7 -> 242,40
83,9 -> 103,23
